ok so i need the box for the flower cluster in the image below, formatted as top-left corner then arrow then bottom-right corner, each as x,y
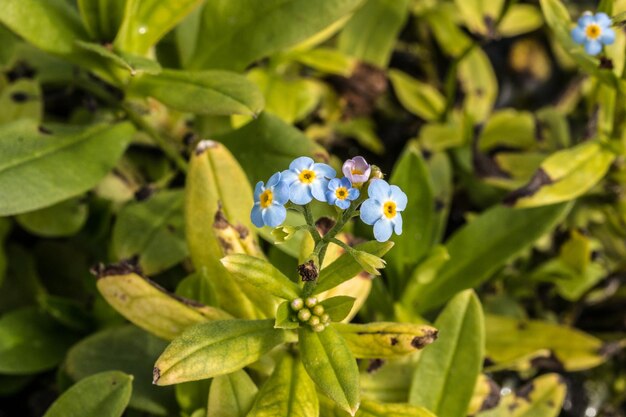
289,297 -> 329,332
250,156 -> 407,242
571,11 -> 615,56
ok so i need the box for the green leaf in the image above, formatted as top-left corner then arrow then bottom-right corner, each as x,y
114,0 -> 205,55
478,110 -> 535,152
274,301 -> 299,330
320,296 -> 356,322
338,0 -> 411,67
409,291 -> 485,417
77,0 -> 126,41
409,203 -> 569,313
0,79 -> 42,124
186,139 -> 272,319
314,241 -> 394,294
112,190 -> 187,275
248,352 -> 319,417
96,271 -> 231,340
65,326 -> 176,415
220,254 -> 301,300
219,113 -> 328,186
0,307 -> 78,374
129,69 -> 264,116
506,141 -> 615,208
0,120 -> 135,216
424,5 -> 473,57
43,371 -> 132,417
320,396 -> 437,417
16,197 -> 88,238
299,326 -> 360,414
0,0 -> 88,56
188,0 -> 365,71
476,374 -> 566,417
484,315 -> 605,371
154,319 -> 286,385
458,47 -> 497,123
498,5 -> 543,38
455,0 -> 504,35
75,41 -> 162,76
386,142 -> 437,291
208,369 -> 259,417
334,322 -> 438,358
176,380 -> 212,414
388,70 -> 445,121
0,219 -> 10,287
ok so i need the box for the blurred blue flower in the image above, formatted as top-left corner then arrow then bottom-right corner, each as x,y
326,177 -> 359,209
251,172 -> 289,227
281,157 -> 336,205
571,12 -> 615,56
360,179 -> 407,242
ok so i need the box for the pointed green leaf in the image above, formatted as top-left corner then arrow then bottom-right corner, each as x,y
314,241 -> 394,294
299,326 -> 360,414
96,272 -> 231,340
129,70 -> 264,116
112,190 -> 187,275
409,203 -> 569,313
154,319 -> 286,385
409,291 -> 485,417
75,41 -> 162,76
65,326 -> 176,415
0,120 -> 134,216
248,352 -> 318,417
221,254 -> 301,300
334,322 -> 438,359
77,0 -> 126,41
275,301 -> 300,330
388,70 -> 445,120
320,396 -> 437,417
498,5 -> 543,38
208,370 -> 258,417
44,371 -> 132,417
458,47 -> 497,123
320,296 -> 356,322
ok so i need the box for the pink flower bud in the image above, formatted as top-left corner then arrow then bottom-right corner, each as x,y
342,156 -> 371,185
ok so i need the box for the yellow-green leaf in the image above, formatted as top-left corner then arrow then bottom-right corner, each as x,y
389,70 -> 445,121
207,370 -> 258,417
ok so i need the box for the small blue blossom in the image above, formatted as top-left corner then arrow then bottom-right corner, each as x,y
251,172 -> 289,228
360,179 -> 407,242
326,177 -> 359,209
571,12 -> 615,56
281,157 -> 336,205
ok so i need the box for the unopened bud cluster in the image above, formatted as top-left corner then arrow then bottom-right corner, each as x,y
290,297 -> 330,332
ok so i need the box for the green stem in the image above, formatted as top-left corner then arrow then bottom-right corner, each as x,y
303,204 -> 322,244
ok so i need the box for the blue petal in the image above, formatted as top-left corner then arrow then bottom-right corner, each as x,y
594,12 -> 612,28
360,198 -> 382,225
290,156 -> 314,172
311,179 -> 328,202
571,26 -> 586,44
325,190 -> 337,205
393,214 -> 403,235
601,28 -> 616,45
578,13 -> 593,28
281,169 -> 299,185
251,204 -> 264,227
328,178 -> 341,190
336,199 -> 351,210
373,218 -> 393,242
289,182 -> 312,204
254,181 -> 264,200
348,188 -> 359,200
313,163 -> 336,179
339,177 -> 352,188
368,179 -> 391,202
273,181 -> 290,205
267,172 -> 281,188
262,205 -> 286,227
390,185 -> 408,211
585,39 -> 602,55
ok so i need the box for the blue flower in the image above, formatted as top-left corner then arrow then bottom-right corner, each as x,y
571,12 -> 615,56
326,177 -> 359,209
251,172 -> 289,228
281,157 -> 336,205
360,179 -> 407,242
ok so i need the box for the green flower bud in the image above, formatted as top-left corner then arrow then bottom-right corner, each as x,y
290,298 -> 304,311
369,165 -> 384,180
312,304 -> 325,316
321,313 -> 330,324
297,309 -> 311,322
271,225 -> 296,244
305,297 -> 318,308
312,323 -> 326,333
308,316 -> 321,326
352,250 -> 386,276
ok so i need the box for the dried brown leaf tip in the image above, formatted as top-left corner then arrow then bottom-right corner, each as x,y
90,257 -> 143,279
411,328 -> 439,349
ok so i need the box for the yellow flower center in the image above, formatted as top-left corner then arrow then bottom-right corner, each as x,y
260,189 -> 273,208
586,23 -> 602,40
351,168 -> 363,175
299,169 -> 316,184
383,201 -> 397,219
335,187 -> 348,200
